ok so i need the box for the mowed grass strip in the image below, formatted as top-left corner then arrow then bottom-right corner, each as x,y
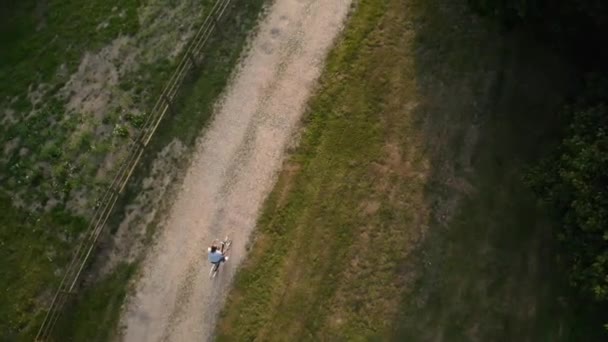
217,0 -> 426,339
217,0 -> 607,340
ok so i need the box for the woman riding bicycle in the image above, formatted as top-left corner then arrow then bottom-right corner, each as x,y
208,240 -> 228,268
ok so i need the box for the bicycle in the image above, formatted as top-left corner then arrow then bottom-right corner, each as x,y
208,236 -> 232,279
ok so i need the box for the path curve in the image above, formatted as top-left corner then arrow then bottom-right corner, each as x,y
119,0 -> 352,340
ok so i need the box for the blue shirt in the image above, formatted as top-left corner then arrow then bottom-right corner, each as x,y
208,250 -> 224,263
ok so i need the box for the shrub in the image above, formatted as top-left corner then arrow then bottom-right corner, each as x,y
113,124 -> 129,138
528,102 -> 608,302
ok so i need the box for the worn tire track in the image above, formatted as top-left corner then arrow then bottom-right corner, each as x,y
119,0 -> 352,341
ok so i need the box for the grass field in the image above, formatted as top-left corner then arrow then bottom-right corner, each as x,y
0,195 -> 86,340
216,0 -> 608,340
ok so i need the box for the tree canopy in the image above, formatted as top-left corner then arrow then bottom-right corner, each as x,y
471,0 -> 608,320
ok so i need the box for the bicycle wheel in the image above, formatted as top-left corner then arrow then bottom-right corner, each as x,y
209,263 -> 218,278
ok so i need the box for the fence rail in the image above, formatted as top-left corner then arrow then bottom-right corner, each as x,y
35,0 -> 234,340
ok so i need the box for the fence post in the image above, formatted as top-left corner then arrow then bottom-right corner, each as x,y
163,95 -> 175,115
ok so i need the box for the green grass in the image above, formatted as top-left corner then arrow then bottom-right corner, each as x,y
49,0 -> 269,339
52,263 -> 135,342
0,195 -> 87,340
216,0 -> 608,340
0,0 -> 139,101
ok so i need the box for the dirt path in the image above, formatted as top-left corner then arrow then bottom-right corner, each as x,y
119,1 -> 351,340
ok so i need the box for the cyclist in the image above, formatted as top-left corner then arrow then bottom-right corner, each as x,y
208,240 -> 228,268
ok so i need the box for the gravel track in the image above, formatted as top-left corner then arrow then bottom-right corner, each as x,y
119,1 -> 352,340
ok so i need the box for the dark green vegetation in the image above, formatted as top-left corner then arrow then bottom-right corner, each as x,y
51,0 -> 268,340
217,0 -> 607,340
0,0 -> 139,100
528,87 -> 608,306
0,195 -> 86,340
470,0 -> 608,318
52,263 -> 135,342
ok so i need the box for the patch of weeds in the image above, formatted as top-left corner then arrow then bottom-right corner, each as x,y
102,109 -> 120,125
112,124 -> 129,138
118,79 -> 134,93
77,132 -> 94,153
95,141 -> 112,155
125,112 -> 145,128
